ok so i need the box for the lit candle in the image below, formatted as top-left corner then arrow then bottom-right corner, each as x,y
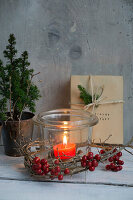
53,132 -> 76,160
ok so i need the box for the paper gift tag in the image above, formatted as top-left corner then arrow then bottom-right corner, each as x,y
71,75 -> 123,144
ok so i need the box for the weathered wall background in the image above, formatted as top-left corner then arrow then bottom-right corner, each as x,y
0,0 -> 133,143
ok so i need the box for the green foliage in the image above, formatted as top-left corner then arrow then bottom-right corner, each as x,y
0,98 -> 7,120
0,34 -> 41,121
78,85 -> 100,105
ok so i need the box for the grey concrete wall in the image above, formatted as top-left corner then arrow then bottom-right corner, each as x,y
0,0 -> 133,143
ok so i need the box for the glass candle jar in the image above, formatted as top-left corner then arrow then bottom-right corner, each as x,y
33,109 -> 98,160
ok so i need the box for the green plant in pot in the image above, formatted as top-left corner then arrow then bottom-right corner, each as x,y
0,34 -> 41,156
0,121 -> 2,144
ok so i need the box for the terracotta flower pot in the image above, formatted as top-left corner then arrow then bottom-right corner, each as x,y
2,112 -> 34,157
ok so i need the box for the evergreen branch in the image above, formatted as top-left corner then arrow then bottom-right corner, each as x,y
78,84 -> 101,106
78,85 -> 92,105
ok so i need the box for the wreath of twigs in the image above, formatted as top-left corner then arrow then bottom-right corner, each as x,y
23,140 -> 86,179
18,135 -> 133,180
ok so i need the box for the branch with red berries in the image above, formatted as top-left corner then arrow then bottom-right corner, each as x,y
21,136 -> 133,181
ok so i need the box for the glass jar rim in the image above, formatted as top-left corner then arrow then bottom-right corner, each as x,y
34,108 -> 98,130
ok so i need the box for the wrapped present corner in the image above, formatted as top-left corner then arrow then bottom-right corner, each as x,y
71,75 -> 123,144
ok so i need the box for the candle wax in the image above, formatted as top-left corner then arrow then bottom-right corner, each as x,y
53,143 -> 76,160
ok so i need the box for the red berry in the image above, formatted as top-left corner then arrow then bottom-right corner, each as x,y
37,163 -> 42,169
32,163 -> 42,171
55,166 -> 61,173
44,167 -> 50,174
92,159 -> 98,167
118,165 -> 123,171
40,159 -> 47,165
58,174 -> 63,180
108,157 -> 113,162
100,149 -> 105,154
33,157 -> 40,164
113,148 -> 117,153
51,168 -> 55,175
114,166 -> 120,172
105,165 -> 110,170
113,155 -> 119,161
42,165 -> 47,171
95,154 -> 101,161
45,163 -> 50,168
117,152 -> 122,157
116,155 -> 120,161
110,163 -> 115,169
32,165 -> 36,171
113,155 -> 116,160
42,163 -> 49,171
118,160 -> 124,165
64,168 -> 70,174
89,166 -> 95,171
87,155 -> 93,160
81,161 -> 86,167
54,171 -> 59,176
54,159 -> 59,165
35,169 -> 42,175
88,152 -> 93,157
112,167 -> 117,172
86,161 -> 92,167
40,172 -> 45,176
82,155 -> 87,162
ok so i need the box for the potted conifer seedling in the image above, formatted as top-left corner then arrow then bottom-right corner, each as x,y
0,122 -> 2,144
0,34 -> 41,156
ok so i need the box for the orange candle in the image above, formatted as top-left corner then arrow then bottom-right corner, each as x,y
53,135 -> 76,160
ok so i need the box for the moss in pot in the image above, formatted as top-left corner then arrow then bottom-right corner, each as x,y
0,34 -> 41,156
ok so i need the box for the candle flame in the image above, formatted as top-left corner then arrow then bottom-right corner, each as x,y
63,121 -> 68,125
63,135 -> 67,145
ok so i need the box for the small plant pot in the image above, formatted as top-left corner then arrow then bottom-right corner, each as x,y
2,112 -> 34,157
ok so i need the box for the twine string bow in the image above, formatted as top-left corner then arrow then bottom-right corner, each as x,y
71,75 -> 124,113
84,76 -> 124,113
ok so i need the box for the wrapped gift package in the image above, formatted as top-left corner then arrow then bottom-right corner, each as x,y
71,75 -> 123,144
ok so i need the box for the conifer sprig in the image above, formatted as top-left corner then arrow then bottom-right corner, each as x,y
78,85 -> 100,105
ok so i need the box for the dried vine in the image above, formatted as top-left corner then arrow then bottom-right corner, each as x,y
17,136 -> 133,181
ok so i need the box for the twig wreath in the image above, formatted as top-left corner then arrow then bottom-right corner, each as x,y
16,135 -> 133,181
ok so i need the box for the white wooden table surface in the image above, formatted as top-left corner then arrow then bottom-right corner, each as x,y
0,146 -> 133,200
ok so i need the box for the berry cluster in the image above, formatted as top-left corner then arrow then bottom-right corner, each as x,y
105,148 -> 124,172
81,152 -> 101,171
31,157 -> 70,180
30,148 -> 124,181
32,157 -> 49,176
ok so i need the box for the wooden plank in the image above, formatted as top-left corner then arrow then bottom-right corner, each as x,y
0,146 -> 133,186
0,179 -> 133,200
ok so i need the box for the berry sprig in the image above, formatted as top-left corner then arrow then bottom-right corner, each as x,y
81,148 -> 124,173
31,157 -> 71,181
81,152 -> 101,171
105,148 -> 124,172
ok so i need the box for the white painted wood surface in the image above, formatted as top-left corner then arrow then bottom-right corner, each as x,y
0,180 -> 133,200
0,146 -> 133,199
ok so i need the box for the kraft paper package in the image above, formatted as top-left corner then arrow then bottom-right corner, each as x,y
71,75 -> 123,144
